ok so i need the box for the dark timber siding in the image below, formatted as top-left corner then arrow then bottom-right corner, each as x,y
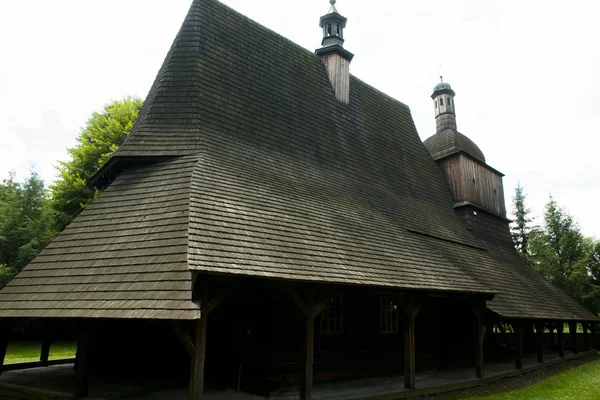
439,154 -> 506,217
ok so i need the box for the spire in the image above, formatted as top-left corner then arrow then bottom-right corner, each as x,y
328,0 -> 339,14
315,0 -> 354,103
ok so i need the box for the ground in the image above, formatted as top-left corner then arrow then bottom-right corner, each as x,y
429,353 -> 600,399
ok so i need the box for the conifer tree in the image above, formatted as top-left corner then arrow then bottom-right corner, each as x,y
511,183 -> 532,260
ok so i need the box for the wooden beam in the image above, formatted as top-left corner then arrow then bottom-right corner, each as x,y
40,335 -> 51,366
172,321 -> 195,356
190,317 -> 208,400
513,321 -> 524,370
73,329 -> 91,400
474,313 -> 485,378
301,289 -> 316,400
535,322 -> 544,364
205,292 -> 230,316
569,322 -> 579,354
0,320 -> 13,376
557,322 -> 565,358
401,295 -> 420,390
583,323 -> 590,351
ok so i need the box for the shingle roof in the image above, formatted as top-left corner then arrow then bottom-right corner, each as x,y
423,129 -> 486,163
0,0 -> 596,322
0,157 -> 200,319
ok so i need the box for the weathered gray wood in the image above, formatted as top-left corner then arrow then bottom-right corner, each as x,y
190,317 -> 207,400
0,320 -> 13,375
73,333 -> 91,399
301,313 -> 315,400
535,322 -> 544,364
569,322 -> 579,354
401,295 -> 420,389
474,315 -> 485,378
40,336 -> 51,366
172,321 -> 195,356
557,322 -> 565,358
299,288 -> 317,400
583,323 -> 590,351
513,321 -> 524,369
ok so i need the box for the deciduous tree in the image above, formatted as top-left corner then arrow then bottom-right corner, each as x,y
50,97 -> 143,230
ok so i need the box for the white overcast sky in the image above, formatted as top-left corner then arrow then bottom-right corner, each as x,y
0,0 -> 598,238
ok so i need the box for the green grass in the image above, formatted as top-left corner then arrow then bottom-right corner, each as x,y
4,341 -> 76,364
461,359 -> 600,400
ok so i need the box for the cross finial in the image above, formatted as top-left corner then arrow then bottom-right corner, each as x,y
440,75 -> 444,83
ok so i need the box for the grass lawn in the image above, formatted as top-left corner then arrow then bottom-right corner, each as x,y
461,358 -> 600,400
4,341 -> 76,364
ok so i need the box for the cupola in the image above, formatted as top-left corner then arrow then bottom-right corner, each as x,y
315,0 -> 354,104
424,79 -> 507,218
431,77 -> 457,133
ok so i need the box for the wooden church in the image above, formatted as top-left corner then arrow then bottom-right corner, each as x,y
0,0 -> 597,399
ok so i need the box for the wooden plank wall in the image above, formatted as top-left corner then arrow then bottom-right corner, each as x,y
438,154 -> 506,217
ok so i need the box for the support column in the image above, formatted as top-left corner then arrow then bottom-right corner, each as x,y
592,323 -> 598,350
513,321 -> 523,370
73,326 -> 92,400
583,323 -> 590,351
547,323 -> 555,351
284,286 -> 327,400
40,334 -> 52,366
402,295 -> 420,390
190,317 -> 208,400
0,320 -> 14,376
569,322 -> 579,354
301,293 -> 316,400
535,322 -> 544,364
470,301 -> 485,379
557,322 -> 565,358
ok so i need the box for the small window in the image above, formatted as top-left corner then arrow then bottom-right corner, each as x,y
448,98 -> 452,107
327,24 -> 332,36
380,294 -> 399,334
435,101 -> 438,109
336,25 -> 340,35
321,293 -> 343,335
440,98 -> 444,106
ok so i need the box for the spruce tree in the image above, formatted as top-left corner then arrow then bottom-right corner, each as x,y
511,182 -> 532,260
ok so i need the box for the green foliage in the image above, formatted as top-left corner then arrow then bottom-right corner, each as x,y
0,170 -> 54,288
511,182 -> 533,261
528,196 -> 600,314
50,97 -> 143,230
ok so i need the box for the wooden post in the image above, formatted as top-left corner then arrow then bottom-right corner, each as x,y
535,322 -> 544,364
592,323 -> 598,350
301,292 -> 316,400
474,312 -> 485,379
401,295 -> 420,390
583,323 -> 590,351
0,320 -> 13,376
568,322 -> 579,354
190,317 -> 208,400
40,333 -> 52,366
557,322 -> 565,358
73,328 -> 92,400
547,323 -> 555,351
513,321 -> 523,370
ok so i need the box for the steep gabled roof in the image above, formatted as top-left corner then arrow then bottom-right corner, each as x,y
0,0 -> 596,321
